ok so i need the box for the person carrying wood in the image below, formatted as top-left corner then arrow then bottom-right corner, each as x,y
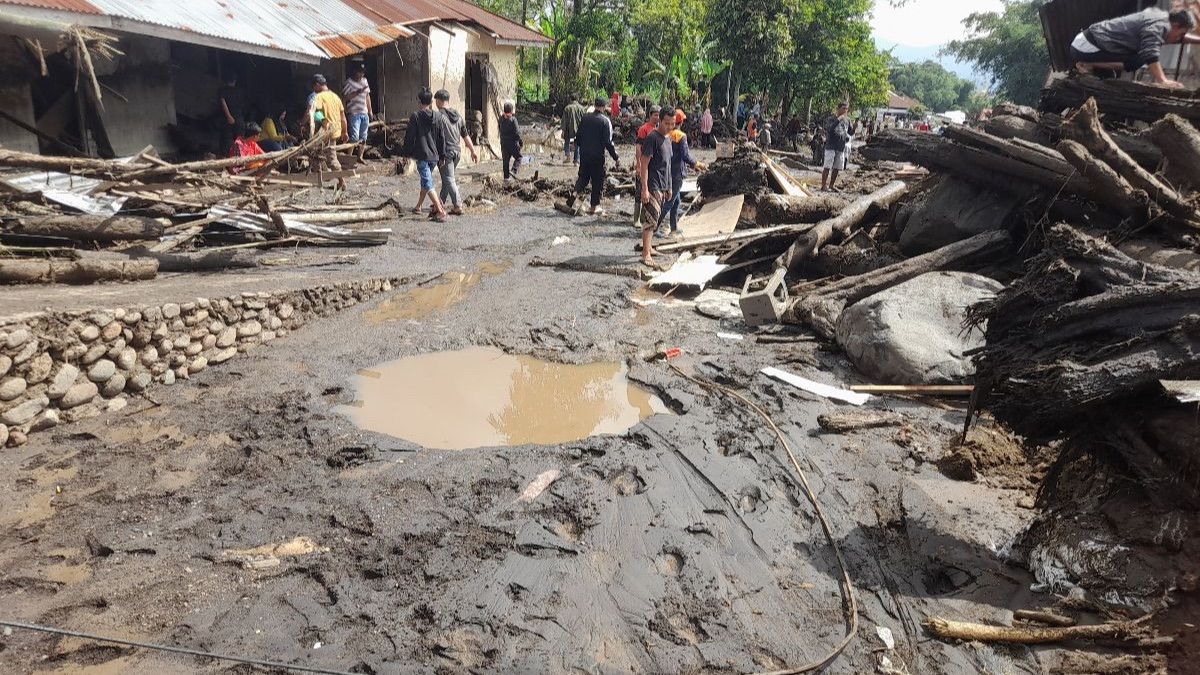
638,106 -> 677,268
568,97 -> 621,216
821,102 -> 851,191
306,74 -> 348,174
1071,7 -> 1200,87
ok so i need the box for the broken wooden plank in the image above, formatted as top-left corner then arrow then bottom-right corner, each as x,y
848,385 -> 974,395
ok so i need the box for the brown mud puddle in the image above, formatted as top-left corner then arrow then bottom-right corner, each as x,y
346,346 -> 666,450
364,260 -> 511,323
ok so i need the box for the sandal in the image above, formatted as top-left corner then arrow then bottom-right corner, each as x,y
429,212 -> 447,223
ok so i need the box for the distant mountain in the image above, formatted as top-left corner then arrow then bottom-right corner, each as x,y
875,39 -> 990,87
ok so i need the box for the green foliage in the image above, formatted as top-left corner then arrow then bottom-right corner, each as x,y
887,58 -> 975,112
943,0 -> 1047,106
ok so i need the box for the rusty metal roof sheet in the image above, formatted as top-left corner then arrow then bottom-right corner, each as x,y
0,0 -> 414,61
342,0 -> 547,45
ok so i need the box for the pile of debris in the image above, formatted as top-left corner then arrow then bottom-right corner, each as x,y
652,76 -> 1199,616
0,130 -> 393,285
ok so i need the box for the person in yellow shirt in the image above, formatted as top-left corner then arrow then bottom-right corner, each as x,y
306,74 -> 348,172
258,111 -> 293,152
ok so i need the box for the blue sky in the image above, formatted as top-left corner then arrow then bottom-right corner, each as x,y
871,0 -> 1005,82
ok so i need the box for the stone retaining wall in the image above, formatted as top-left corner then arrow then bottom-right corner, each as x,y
0,277 -> 401,447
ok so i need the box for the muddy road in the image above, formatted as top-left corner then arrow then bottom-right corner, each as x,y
0,155 -> 1072,674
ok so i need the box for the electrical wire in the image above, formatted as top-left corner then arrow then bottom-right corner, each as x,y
667,363 -> 859,674
0,620 -> 359,675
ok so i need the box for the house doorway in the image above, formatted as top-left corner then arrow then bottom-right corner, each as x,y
465,53 -> 488,141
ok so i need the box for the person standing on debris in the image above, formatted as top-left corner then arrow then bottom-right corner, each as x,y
657,121 -> 705,238
758,121 -> 773,149
569,97 -> 621,216
821,102 -> 851,191
638,106 -> 677,268
632,106 -> 662,226
342,64 -> 374,144
611,91 -> 622,118
747,115 -> 759,144
499,102 -> 523,181
217,74 -> 243,156
433,88 -> 479,217
561,94 -> 586,165
786,115 -> 804,152
403,88 -> 448,222
307,74 -> 349,174
700,107 -> 714,148
1072,7 -> 1199,87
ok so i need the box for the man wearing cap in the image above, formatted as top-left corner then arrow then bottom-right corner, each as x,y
433,88 -> 478,216
569,97 -> 620,216
307,74 -> 349,173
821,102 -> 850,192
1072,8 -> 1200,87
342,63 -> 373,143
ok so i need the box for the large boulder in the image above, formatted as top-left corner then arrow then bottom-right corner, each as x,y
895,176 -> 1020,255
836,272 -> 1002,384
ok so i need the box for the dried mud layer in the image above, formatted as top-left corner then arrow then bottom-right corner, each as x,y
0,156 -> 1180,674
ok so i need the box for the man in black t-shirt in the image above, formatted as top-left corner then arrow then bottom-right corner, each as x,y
570,97 -> 620,216
637,106 -> 676,268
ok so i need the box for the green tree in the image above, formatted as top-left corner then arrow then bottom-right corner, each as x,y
707,0 -> 802,111
942,0 -> 1048,106
887,58 -> 975,112
780,0 -> 889,119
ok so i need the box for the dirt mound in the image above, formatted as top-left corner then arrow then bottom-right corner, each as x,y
938,423 -> 1041,490
698,142 -> 771,200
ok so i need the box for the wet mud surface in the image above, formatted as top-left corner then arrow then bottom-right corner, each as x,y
0,154 -> 1165,673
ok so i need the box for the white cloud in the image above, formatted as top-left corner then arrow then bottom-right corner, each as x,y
871,0 -> 1006,48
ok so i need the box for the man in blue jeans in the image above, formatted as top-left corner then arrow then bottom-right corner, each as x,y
342,64 -> 373,143
403,88 -> 448,222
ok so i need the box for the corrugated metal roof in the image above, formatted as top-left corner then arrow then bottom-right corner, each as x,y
1039,0 -> 1148,71
0,0 -> 414,61
342,0 -> 547,44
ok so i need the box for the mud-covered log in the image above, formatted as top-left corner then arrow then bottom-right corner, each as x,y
924,616 -> 1151,645
1042,74 -> 1200,126
817,411 -> 907,433
776,181 -> 908,275
1150,114 -> 1200,189
754,193 -> 847,226
1056,140 -> 1150,221
133,249 -> 259,272
971,224 -> 1200,439
863,128 -> 1089,197
1063,98 -> 1198,229
785,229 -> 1012,337
0,256 -> 158,284
8,215 -> 164,242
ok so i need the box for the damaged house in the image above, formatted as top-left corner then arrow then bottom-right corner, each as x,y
0,0 -> 547,158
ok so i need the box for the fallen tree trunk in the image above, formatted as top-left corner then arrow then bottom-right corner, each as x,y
924,616 -> 1152,645
1056,139 -> 1150,221
1150,114 -> 1200,189
0,257 -> 158,284
283,206 -> 398,225
863,128 -> 1089,197
754,193 -> 846,226
130,249 -> 259,272
817,411 -> 907,433
7,215 -> 164,242
785,229 -> 1012,338
1042,74 -> 1200,126
0,149 -> 127,176
1063,98 -> 1199,230
775,181 -> 908,276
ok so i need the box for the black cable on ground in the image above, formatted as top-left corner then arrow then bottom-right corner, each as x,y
0,620 -> 359,675
667,363 -> 859,674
